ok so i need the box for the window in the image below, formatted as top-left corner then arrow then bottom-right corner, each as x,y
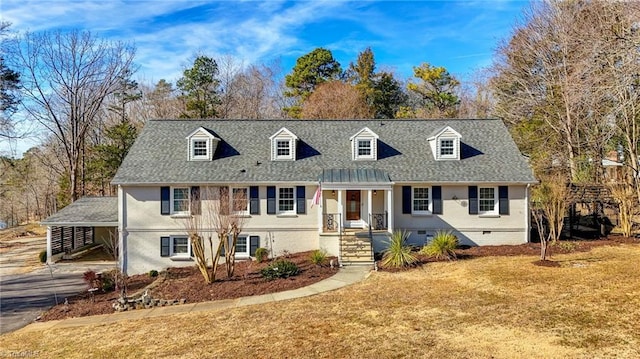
278,187 -> 295,214
412,187 -> 431,214
172,236 -> 190,257
192,139 -> 208,158
358,139 -> 372,157
440,139 -> 454,157
276,139 -> 292,159
479,187 -> 497,214
172,187 -> 190,214
235,235 -> 248,256
232,187 -> 248,214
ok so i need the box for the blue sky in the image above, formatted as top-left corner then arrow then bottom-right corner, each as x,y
2,0 -> 529,156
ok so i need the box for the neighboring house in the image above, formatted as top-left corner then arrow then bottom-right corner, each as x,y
106,119 -> 536,275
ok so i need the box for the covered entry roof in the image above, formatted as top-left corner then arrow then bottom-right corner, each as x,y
41,197 -> 118,227
319,169 -> 391,184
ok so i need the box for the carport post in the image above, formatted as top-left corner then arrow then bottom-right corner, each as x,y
46,226 -> 52,263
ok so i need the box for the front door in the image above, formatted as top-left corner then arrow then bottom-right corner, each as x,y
346,190 -> 361,221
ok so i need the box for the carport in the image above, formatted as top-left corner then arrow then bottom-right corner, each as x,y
40,197 -> 118,263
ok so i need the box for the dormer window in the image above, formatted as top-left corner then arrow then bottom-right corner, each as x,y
350,127 -> 379,160
186,127 -> 219,161
439,138 -> 455,158
191,139 -> 209,159
276,139 -> 292,159
428,126 -> 461,161
358,139 -> 373,157
270,127 -> 298,161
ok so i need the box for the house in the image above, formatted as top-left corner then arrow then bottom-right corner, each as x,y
44,119 -> 537,274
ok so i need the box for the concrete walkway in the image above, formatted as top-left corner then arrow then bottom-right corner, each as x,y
14,266 -> 372,334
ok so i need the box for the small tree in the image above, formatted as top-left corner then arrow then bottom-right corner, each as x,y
530,174 -> 570,260
608,182 -> 638,238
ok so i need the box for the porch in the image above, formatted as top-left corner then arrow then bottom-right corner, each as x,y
316,169 -> 394,265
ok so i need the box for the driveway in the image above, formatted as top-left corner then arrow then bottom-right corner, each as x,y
0,235 -> 115,334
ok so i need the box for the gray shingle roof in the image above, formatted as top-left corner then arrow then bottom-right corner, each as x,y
41,197 -> 118,226
111,119 -> 536,185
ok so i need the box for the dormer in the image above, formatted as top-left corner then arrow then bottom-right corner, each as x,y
350,127 -> 379,161
270,127 -> 298,161
186,127 -> 220,161
428,126 -> 461,161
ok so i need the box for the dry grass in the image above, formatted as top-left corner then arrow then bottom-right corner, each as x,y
2,245 -> 640,358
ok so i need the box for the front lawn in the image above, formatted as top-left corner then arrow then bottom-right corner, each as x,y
2,241 -> 639,358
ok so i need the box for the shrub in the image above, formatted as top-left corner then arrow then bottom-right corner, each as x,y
421,230 -> 458,261
38,249 -> 47,263
83,270 -> 99,289
381,230 -> 418,269
260,259 -> 300,280
148,269 -> 159,277
309,249 -> 328,266
254,247 -> 269,263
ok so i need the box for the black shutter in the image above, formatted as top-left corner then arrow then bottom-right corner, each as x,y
190,241 -> 194,258
161,187 -> 170,215
219,237 -> 226,256
432,186 -> 442,214
160,236 -> 170,257
468,186 -> 478,214
402,186 -> 412,214
249,236 -> 260,256
296,186 -> 306,214
250,186 -> 260,215
191,186 -> 201,215
499,186 -> 509,215
267,186 -> 276,214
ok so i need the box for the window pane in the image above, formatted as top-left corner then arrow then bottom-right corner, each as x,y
479,188 -> 495,212
233,188 -> 248,211
279,187 -> 294,212
173,188 -> 189,212
277,140 -> 290,156
440,139 -> 454,156
193,140 -> 207,156
358,140 -> 372,156
236,236 -> 247,253
413,187 -> 430,211
173,237 -> 188,254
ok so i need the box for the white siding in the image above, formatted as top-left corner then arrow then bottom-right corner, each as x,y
393,184 -> 528,247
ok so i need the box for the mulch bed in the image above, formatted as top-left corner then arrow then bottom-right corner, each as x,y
40,251 -> 338,321
40,238 -> 639,321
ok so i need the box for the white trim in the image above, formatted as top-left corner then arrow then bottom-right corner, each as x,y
234,234 -> 250,257
478,186 -> 499,215
277,186 -> 296,215
274,138 -> 294,160
411,186 -> 432,215
170,235 -> 191,258
190,138 -> 210,160
171,187 -> 190,215
231,187 -> 249,215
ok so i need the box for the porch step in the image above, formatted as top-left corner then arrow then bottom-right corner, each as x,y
340,234 -> 373,266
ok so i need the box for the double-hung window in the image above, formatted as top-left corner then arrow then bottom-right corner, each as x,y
439,139 -> 454,157
276,139 -> 292,159
278,187 -> 295,214
232,187 -> 249,214
358,139 -> 372,157
172,236 -> 190,257
235,235 -> 248,256
192,139 -> 208,159
172,187 -> 190,214
412,187 -> 431,214
479,187 -> 497,214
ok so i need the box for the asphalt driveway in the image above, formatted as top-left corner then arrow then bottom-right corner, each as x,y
0,235 -> 115,334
